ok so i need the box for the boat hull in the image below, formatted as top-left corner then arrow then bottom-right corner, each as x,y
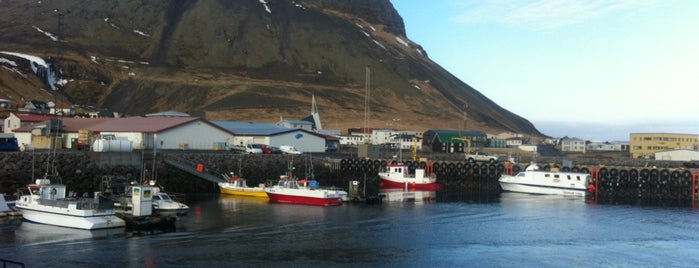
219,185 -> 268,198
266,192 -> 342,206
379,178 -> 443,191
17,205 -> 125,230
498,181 -> 587,196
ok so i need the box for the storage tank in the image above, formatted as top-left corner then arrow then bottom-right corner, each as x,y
92,135 -> 133,152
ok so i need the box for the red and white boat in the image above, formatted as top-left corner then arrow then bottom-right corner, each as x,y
265,175 -> 346,206
378,162 -> 443,191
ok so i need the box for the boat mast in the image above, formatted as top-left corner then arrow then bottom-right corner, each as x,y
363,66 -> 370,143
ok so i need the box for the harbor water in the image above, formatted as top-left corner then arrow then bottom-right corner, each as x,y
2,191 -> 699,267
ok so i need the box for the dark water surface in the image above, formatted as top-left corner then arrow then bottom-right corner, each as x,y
2,192 -> 699,267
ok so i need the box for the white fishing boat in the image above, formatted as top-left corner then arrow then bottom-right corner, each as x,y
378,162 -> 443,191
15,178 -> 125,230
151,187 -> 189,211
14,118 -> 125,230
498,163 -> 591,196
114,185 -> 189,212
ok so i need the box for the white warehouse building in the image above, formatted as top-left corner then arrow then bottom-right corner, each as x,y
213,121 -> 328,153
654,149 -> 699,161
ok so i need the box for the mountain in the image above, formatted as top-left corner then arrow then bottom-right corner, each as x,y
0,0 -> 543,138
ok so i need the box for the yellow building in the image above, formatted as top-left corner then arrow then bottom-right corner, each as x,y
629,133 -> 698,159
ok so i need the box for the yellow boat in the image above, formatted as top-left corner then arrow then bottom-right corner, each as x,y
218,176 -> 268,198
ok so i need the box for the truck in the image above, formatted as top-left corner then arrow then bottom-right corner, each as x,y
226,143 -> 263,154
465,152 -> 500,163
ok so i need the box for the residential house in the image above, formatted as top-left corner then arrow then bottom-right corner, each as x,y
561,138 -> 586,153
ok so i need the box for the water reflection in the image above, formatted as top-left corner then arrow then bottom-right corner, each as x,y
378,189 -> 435,203
3,192 -> 699,267
13,222 -> 124,246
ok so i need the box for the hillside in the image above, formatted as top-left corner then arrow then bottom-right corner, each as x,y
0,0 -> 544,138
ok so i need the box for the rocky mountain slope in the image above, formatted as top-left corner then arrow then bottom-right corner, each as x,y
0,0 -> 543,137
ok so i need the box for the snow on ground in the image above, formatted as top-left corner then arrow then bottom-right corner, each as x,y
292,1 -> 305,9
0,51 -> 48,68
133,30 -> 150,37
0,57 -> 17,67
90,56 -> 100,64
259,0 -> 271,13
105,17 -> 120,29
362,31 -> 370,37
395,37 -> 409,47
372,40 -> 386,50
0,51 -> 63,90
32,26 -> 58,41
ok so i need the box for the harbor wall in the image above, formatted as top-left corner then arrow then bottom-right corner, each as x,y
2,151 -> 699,205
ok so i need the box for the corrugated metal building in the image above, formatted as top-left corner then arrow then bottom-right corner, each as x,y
13,117 -> 234,150
213,121 -> 327,153
655,149 -> 699,161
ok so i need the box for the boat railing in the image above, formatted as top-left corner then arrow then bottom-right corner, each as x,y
38,197 -> 116,210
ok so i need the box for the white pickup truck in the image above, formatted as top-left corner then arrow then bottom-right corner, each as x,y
465,152 -> 500,163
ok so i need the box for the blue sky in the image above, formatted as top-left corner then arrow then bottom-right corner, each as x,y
391,0 -> 699,141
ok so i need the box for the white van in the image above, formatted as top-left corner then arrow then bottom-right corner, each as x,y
279,145 -> 302,154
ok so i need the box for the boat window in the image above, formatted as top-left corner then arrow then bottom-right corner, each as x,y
567,175 -> 571,180
544,174 -> 550,177
576,176 -> 580,181
553,174 -> 560,178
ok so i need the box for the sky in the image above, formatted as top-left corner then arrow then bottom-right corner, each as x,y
391,0 -> 699,141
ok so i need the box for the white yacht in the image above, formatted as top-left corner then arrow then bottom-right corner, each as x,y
498,163 -> 591,196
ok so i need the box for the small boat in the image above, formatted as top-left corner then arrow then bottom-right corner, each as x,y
15,178 -> 125,230
218,157 -> 267,198
151,187 -> 189,211
218,174 -> 268,198
498,163 -> 591,196
265,156 -> 346,206
265,175 -> 346,206
0,194 -> 21,217
378,162 -> 443,191
114,185 -> 189,212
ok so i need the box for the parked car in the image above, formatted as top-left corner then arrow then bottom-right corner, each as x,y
258,144 -> 273,154
465,152 -> 500,163
267,146 -> 283,154
325,144 -> 338,152
227,143 -> 263,154
279,145 -> 302,154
